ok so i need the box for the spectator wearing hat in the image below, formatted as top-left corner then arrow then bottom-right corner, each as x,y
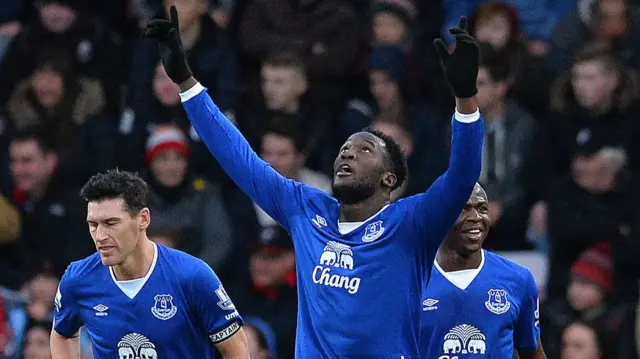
340,44 -> 448,195
226,226 -> 297,359
116,63 -> 229,185
144,124 -> 236,273
541,242 -> 635,358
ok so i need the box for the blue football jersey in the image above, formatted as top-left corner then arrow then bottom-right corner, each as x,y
420,250 -> 540,359
180,83 -> 484,358
53,243 -> 243,358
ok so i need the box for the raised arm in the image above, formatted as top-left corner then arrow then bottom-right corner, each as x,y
144,7 -> 303,228
410,17 -> 483,243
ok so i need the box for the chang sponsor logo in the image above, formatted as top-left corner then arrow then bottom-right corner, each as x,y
312,241 -> 361,294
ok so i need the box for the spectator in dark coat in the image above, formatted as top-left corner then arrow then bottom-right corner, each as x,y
226,226 -> 297,359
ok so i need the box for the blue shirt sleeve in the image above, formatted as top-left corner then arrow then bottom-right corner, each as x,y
187,259 -> 243,344
407,111 -> 483,250
180,83 -> 304,229
514,270 -> 541,351
53,267 -> 83,337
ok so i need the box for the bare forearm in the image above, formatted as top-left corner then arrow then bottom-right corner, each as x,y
50,330 -> 81,359
179,77 -> 198,92
216,328 -> 250,359
455,96 -> 479,114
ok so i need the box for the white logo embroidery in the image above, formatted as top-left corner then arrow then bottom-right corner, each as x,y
215,286 -> 236,311
485,289 -> 511,315
93,304 -> 108,316
441,324 -> 486,355
534,298 -> 540,327
118,333 -> 157,359
362,220 -> 384,242
151,294 -> 177,320
422,298 -> 439,311
312,215 -> 327,228
54,286 -> 62,312
312,241 -> 361,294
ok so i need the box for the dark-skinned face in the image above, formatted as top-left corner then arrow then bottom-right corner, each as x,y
444,184 -> 491,255
332,132 -> 396,204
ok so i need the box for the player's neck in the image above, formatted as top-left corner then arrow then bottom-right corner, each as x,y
339,195 -> 389,222
436,248 -> 482,272
112,237 -> 155,281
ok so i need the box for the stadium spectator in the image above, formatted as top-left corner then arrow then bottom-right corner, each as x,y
560,320 -> 609,359
244,317 -> 278,359
21,320 -> 52,359
226,226 -> 297,359
442,0 -> 575,49
473,43 -> 538,251
238,52 -> 333,173
0,0 -> 126,112
6,128 -> 92,288
6,51 -> 116,184
468,1 -> 553,119
144,124 -> 235,272
239,0 -> 360,104
340,44 -> 449,193
543,143 -> 636,300
129,0 -> 239,117
548,0 -> 640,75
534,42 -> 640,195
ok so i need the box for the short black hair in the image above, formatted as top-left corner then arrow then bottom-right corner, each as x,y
80,169 -> 148,214
263,50 -> 306,75
363,127 -> 408,191
264,117 -> 307,153
12,125 -> 56,153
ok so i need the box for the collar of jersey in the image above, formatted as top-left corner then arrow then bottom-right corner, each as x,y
109,242 -> 159,283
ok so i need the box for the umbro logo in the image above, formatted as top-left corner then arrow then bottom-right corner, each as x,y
312,215 -> 327,228
93,304 -> 108,316
422,298 -> 439,311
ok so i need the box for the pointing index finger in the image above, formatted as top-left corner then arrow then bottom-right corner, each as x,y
170,5 -> 179,28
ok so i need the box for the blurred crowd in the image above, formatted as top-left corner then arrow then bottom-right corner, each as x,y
0,0 -> 639,358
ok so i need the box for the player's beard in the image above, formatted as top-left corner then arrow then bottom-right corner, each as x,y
332,180 -> 376,205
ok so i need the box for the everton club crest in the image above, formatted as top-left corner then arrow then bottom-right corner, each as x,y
485,289 -> 511,315
151,294 -> 177,320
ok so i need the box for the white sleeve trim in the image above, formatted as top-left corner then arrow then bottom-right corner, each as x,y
179,82 -> 206,102
454,108 -> 481,123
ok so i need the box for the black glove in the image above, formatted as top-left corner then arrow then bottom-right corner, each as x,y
433,17 -> 480,99
143,6 -> 193,84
